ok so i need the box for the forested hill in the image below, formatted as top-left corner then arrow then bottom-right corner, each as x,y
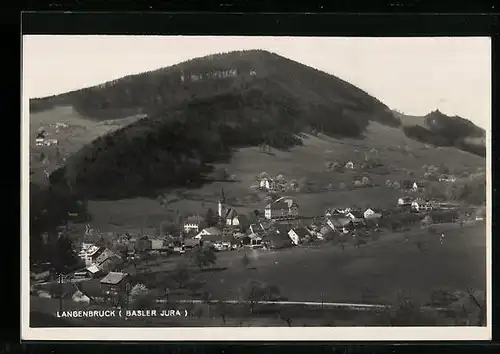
55,85 -> 384,199
399,110 -> 486,157
30,49 -> 399,127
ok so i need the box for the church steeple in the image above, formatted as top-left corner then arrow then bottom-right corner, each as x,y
218,188 -> 226,218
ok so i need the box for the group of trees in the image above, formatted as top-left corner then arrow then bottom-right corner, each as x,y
402,110 -> 486,158
30,182 -> 89,268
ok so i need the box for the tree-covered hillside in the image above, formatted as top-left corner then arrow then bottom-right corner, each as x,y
402,110 -> 486,157
30,50 -> 400,127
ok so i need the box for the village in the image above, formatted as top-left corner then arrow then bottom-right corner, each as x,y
30,164 -> 486,315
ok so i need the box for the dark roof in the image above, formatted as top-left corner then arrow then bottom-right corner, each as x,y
225,208 -> 238,219
290,228 -> 310,239
266,201 -> 289,210
201,232 -> 230,243
184,238 -> 200,247
349,211 -> 364,219
327,217 -> 352,227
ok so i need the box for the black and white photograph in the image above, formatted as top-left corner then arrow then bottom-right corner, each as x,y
22,35 -> 491,341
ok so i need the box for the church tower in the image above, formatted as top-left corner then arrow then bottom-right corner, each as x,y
218,188 -> 226,219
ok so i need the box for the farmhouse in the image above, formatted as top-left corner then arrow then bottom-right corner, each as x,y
150,238 -> 166,250
345,210 -> 365,224
200,231 -> 233,248
183,215 -> 206,233
288,227 -> 310,245
100,272 -> 129,305
86,246 -> 105,266
264,197 -> 299,220
93,248 -> 122,273
265,225 -> 294,249
364,208 -> 383,219
411,199 -> 434,213
195,226 -> 222,240
326,217 -> 354,233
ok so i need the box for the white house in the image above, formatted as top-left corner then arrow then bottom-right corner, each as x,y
345,161 -> 354,169
326,217 -> 353,233
150,238 -> 165,250
183,215 -> 205,233
288,228 -> 310,245
412,182 -> 419,191
265,197 -> 299,220
411,200 -> 434,212
35,138 -> 44,146
364,208 -> 383,219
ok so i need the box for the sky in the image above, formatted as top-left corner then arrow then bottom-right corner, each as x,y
22,35 -> 491,130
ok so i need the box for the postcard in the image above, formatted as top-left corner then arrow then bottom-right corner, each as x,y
21,35 -> 491,341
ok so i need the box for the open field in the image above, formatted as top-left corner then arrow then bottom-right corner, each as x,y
31,221 -> 486,327
180,222 -> 486,305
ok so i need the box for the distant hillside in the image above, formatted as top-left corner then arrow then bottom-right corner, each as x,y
400,110 -> 486,157
30,49 -> 399,127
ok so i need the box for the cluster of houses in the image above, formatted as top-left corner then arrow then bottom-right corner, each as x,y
34,128 -> 59,147
397,196 -> 459,213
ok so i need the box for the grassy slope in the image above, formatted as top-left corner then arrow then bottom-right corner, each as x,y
195,222 -> 486,304
29,106 -> 144,184
82,121 -> 484,232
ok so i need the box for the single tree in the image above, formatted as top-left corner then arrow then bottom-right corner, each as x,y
172,265 -> 191,289
265,284 -> 281,301
240,280 -> 267,314
192,246 -> 217,270
204,208 -> 217,227
215,300 -> 228,325
52,232 -> 80,274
